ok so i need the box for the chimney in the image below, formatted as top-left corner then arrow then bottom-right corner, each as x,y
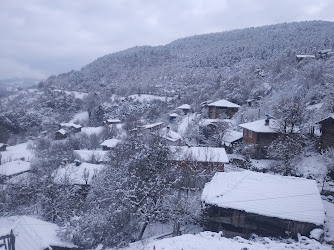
265,114 -> 270,126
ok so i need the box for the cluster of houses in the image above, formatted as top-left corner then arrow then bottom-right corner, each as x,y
1,96 -> 333,246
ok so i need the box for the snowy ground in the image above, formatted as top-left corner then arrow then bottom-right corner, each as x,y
0,160 -> 30,176
0,142 -> 32,164
116,231 -> 332,250
323,200 -> 334,243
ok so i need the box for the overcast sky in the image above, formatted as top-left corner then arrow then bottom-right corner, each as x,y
1,0 -> 333,80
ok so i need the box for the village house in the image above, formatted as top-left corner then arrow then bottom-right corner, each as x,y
222,130 -> 243,153
201,171 -> 325,239
317,114 -> 334,149
207,99 -> 240,119
100,138 -> 121,151
239,116 -> 279,159
104,118 -> 121,126
55,129 -> 67,140
59,122 -> 82,133
317,49 -> 333,59
137,122 -> 164,136
0,143 -> 8,152
169,113 -> 179,123
296,54 -> 315,62
177,104 -> 191,115
153,126 -> 182,146
169,146 -> 228,172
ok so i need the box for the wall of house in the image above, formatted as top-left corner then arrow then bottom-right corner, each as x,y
208,106 -> 238,119
242,129 -> 257,144
203,206 -> 318,239
320,119 -> 334,149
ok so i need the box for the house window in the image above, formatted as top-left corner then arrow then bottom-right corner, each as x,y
249,130 -> 253,138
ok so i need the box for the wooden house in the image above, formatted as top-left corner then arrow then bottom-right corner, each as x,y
0,143 -> 8,152
296,54 -> 315,62
169,146 -> 228,172
138,122 -> 164,136
154,127 -> 182,146
239,117 -> 279,159
169,113 -> 179,123
100,138 -> 121,151
177,104 -> 191,115
317,114 -> 334,149
207,99 -> 240,119
59,122 -> 82,133
55,129 -> 67,140
201,171 -> 325,239
222,130 -> 243,153
104,118 -> 121,126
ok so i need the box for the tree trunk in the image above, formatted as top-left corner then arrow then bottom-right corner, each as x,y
173,220 -> 181,236
137,220 -> 149,240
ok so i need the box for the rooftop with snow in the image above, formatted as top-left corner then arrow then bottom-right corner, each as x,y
100,138 -> 121,148
201,171 -> 325,225
177,104 -> 191,110
239,118 -> 279,133
59,122 -> 82,129
208,99 -> 240,108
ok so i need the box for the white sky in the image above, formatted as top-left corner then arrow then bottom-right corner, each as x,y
0,0 -> 333,80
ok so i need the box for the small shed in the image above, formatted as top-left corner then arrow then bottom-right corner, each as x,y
104,118 -> 121,125
296,54 -> 315,62
208,99 -> 240,119
100,138 -> 121,151
155,127 -> 182,146
177,104 -> 191,115
239,117 -> 279,159
138,122 -> 164,136
169,146 -> 228,172
201,171 -> 325,239
169,113 -> 179,123
59,122 -> 82,133
0,143 -> 8,152
316,114 -> 334,149
55,129 -> 67,140
222,130 -> 243,153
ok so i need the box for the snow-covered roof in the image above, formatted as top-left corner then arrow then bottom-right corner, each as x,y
74,150 -> 108,162
296,54 -> 316,58
59,122 -> 82,129
239,119 -> 279,133
106,118 -> 121,123
0,160 -> 30,176
201,171 -> 325,225
141,122 -> 164,129
208,99 -> 240,108
222,130 -> 243,145
158,128 -> 182,142
170,146 -> 229,163
56,129 -> 67,135
170,113 -> 179,117
316,114 -> 334,124
122,231 -> 329,250
177,104 -> 191,110
54,162 -> 103,185
0,216 -> 76,250
100,138 -> 121,148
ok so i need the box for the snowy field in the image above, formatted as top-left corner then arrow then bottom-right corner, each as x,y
117,231 -> 332,250
0,142 -> 32,164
